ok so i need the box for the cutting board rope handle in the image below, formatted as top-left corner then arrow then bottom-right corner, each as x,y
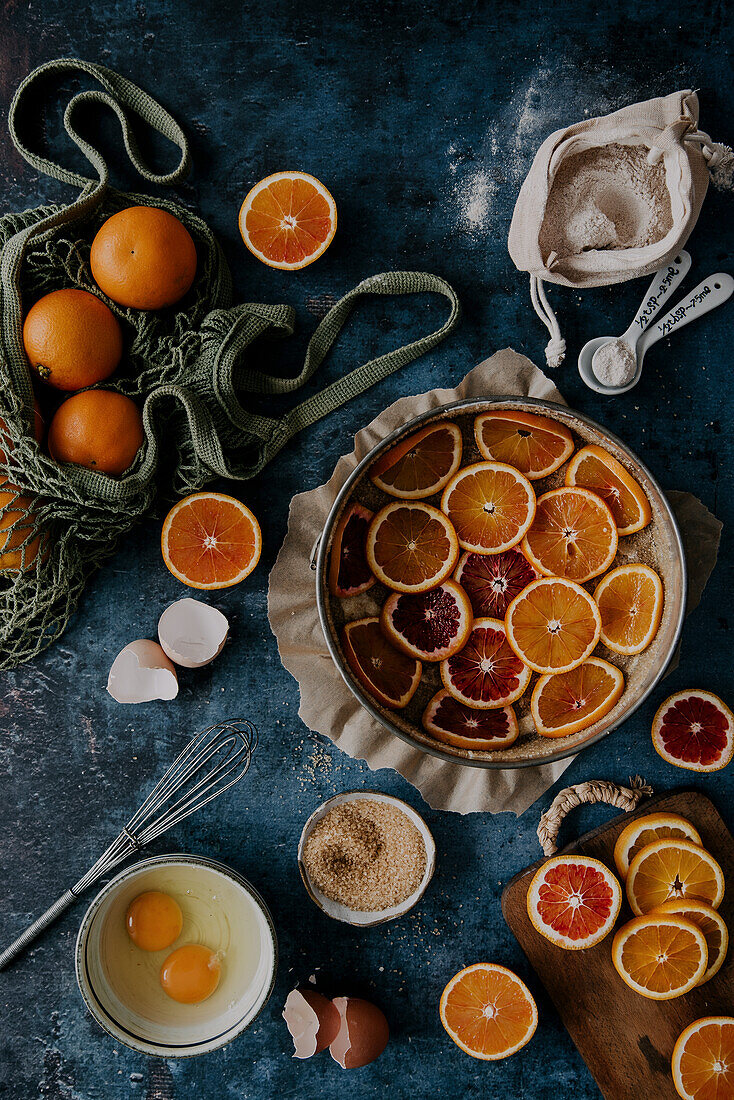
537,776 -> 654,856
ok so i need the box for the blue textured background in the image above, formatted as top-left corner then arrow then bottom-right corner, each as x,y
1,2 -> 733,1097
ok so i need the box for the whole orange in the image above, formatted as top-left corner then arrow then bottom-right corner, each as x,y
0,479 -> 41,571
48,390 -> 144,476
23,289 -> 123,392
90,206 -> 197,310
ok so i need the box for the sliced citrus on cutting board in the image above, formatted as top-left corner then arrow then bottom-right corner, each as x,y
652,899 -> 729,985
474,409 -> 574,479
565,444 -> 651,535
625,838 -> 725,916
526,855 -> 622,950
612,913 -> 708,999
439,962 -> 538,1061
422,691 -> 518,750
593,563 -> 663,655
380,579 -> 472,662
505,577 -> 601,675
370,422 -> 463,499
530,656 -> 624,738
672,1016 -> 734,1100
440,461 -> 536,555
454,548 -> 537,619
341,617 -> 421,709
366,501 -> 459,593
613,812 -> 703,879
238,171 -> 337,270
161,492 -> 261,589
521,486 -> 618,584
441,617 -> 531,710
652,690 -> 734,773
328,502 -> 375,597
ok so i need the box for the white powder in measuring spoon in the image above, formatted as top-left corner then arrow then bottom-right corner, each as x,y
592,338 -> 637,387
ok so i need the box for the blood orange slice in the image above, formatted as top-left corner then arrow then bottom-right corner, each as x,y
474,409 -> 574,479
652,690 -> 734,773
626,838 -> 725,917
422,691 -> 519,750
440,461 -> 536,555
593,563 -> 663,655
505,577 -> 601,675
238,171 -> 336,270
161,492 -> 261,589
613,813 -> 703,879
454,548 -> 537,619
369,422 -> 463,499
380,579 -> 472,661
527,855 -> 622,950
341,618 -> 421,710
530,657 -> 624,738
565,444 -> 651,535
521,486 -> 618,584
612,914 -> 708,1000
440,963 -> 538,1061
366,501 -> 459,593
672,1017 -> 734,1100
652,900 -> 729,986
440,617 -> 531,710
328,502 -> 375,597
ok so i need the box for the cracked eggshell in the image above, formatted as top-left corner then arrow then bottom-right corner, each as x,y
329,997 -> 389,1069
157,598 -> 229,669
107,640 -> 179,704
283,988 -> 340,1059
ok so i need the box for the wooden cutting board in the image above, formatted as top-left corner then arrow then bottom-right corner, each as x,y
502,790 -> 733,1100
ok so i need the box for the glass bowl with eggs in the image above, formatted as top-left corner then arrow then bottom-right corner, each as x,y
75,854 -> 277,1057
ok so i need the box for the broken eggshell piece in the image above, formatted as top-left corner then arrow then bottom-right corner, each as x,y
283,988 -> 340,1059
329,997 -> 389,1069
106,639 -> 179,704
157,598 -> 229,669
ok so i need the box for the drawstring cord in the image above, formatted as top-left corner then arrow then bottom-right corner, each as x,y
530,275 -> 566,368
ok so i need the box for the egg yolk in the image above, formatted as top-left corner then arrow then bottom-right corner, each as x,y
160,944 -> 221,1004
126,891 -> 183,952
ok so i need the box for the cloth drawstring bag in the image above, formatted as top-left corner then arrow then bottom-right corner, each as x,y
0,59 -> 460,669
508,89 -> 730,368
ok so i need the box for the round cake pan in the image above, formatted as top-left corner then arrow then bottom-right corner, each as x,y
315,396 -> 686,769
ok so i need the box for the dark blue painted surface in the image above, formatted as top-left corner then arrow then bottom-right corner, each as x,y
1,2 -> 733,1097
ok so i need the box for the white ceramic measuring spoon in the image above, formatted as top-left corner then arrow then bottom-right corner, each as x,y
578,251 -> 692,395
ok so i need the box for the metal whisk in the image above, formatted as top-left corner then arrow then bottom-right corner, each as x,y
0,719 -> 257,971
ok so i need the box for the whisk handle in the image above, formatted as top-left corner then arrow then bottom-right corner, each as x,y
0,889 -> 78,971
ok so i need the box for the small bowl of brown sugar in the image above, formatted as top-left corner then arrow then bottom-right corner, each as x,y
298,791 -> 435,926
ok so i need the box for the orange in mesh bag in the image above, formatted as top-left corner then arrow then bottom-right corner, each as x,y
508,90 -> 730,367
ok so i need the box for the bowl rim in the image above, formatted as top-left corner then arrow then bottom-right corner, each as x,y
315,394 -> 687,769
75,853 -> 278,1058
297,789 -> 436,926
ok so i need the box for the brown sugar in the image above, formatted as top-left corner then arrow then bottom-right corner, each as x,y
302,798 -> 427,911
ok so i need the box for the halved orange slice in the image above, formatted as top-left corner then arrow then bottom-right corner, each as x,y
380,579 -> 472,662
652,690 -> 734,773
593,563 -> 663,655
565,444 -> 651,535
626,838 -> 725,917
652,900 -> 729,985
526,855 -> 622,950
613,813 -> 703,879
328,502 -> 375,597
422,691 -> 519,750
530,656 -> 624,738
439,963 -> 538,1060
454,548 -> 537,619
672,1016 -> 734,1100
366,501 -> 459,593
238,171 -> 337,270
370,422 -> 463,499
612,913 -> 708,1000
521,486 -> 618,584
474,409 -> 574,479
441,617 -> 532,710
341,617 -> 421,710
161,492 -> 261,589
440,461 -> 536,555
505,577 -> 601,675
